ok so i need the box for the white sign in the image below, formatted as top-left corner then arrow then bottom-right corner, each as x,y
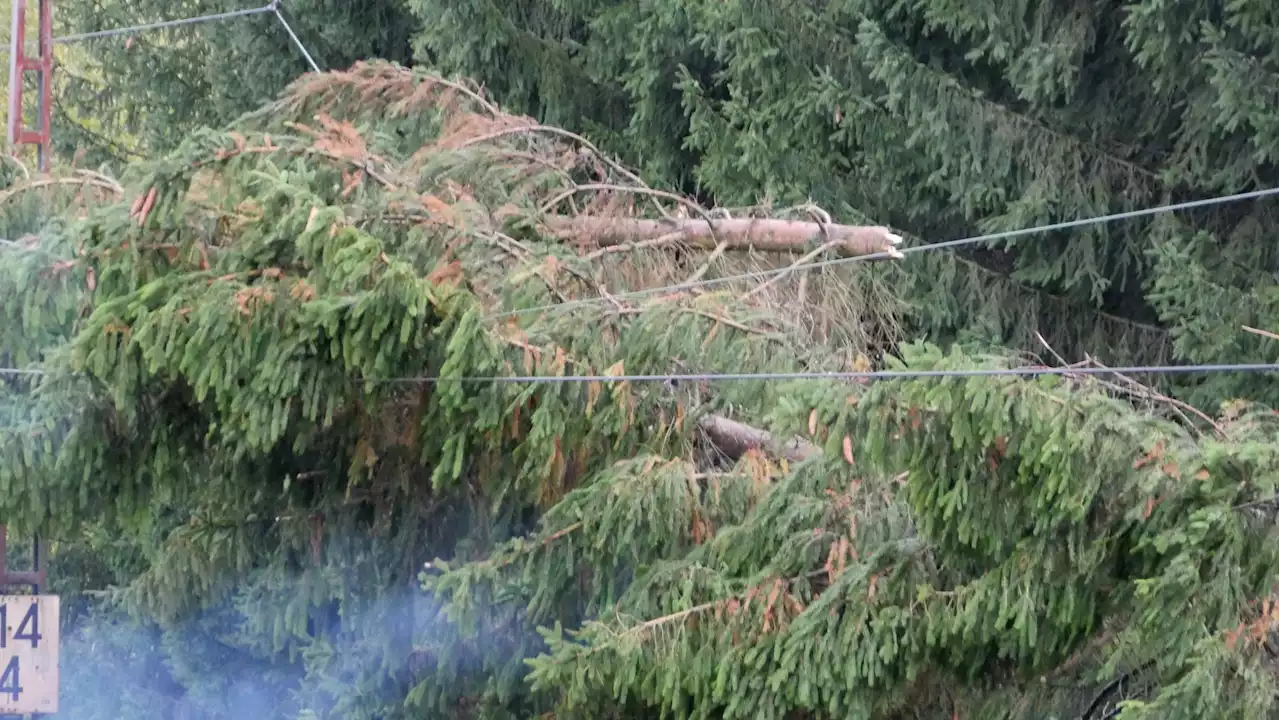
0,595 -> 58,715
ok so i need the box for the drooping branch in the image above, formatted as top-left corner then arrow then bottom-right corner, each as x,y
543,215 -> 904,259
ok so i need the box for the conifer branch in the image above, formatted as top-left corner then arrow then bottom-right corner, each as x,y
433,109 -> 662,215
1033,332 -> 1225,437
5,58 -> 1275,720
856,18 -> 1161,187
591,570 -> 822,652
0,173 -> 125,206
840,201 -> 1172,363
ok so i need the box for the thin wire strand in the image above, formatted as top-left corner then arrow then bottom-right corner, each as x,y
4,363 -> 1274,383
379,363 -> 1278,384
45,0 -> 321,79
52,4 -> 275,44
492,187 -> 1280,320
273,4 -> 321,73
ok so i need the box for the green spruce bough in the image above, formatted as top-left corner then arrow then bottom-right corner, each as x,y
0,64 -> 1275,719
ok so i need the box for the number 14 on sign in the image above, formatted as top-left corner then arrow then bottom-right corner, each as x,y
0,595 -> 59,715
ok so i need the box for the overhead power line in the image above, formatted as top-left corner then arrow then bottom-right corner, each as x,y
41,1 -> 321,73
4,362 -> 1275,383
52,3 -> 275,45
3,0 -> 322,167
271,2 -> 321,73
493,187 -> 1280,320
381,363 -> 1279,385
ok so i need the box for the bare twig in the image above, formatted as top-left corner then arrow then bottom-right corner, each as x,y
1033,332 -> 1224,438
1033,332 -> 1096,372
1242,325 -> 1280,341
0,154 -> 30,180
1089,357 -> 1224,438
425,75 -> 502,117
452,122 -> 662,214
619,567 -> 836,642
73,169 -> 124,194
741,238 -> 844,301
583,231 -> 688,260
610,306 -> 783,342
622,598 -> 721,639
0,175 -> 124,205
540,182 -> 706,221
485,148 -> 577,182
485,234 -> 570,304
687,308 -> 777,338
684,241 -> 730,284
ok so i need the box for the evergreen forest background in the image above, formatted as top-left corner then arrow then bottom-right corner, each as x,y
0,1 -> 1276,718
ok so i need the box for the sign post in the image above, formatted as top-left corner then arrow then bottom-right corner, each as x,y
0,527 -> 58,715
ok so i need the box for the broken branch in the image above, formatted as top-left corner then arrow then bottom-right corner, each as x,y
698,414 -> 819,463
543,216 -> 903,258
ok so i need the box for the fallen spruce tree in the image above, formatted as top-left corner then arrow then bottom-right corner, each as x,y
0,62 -> 1275,719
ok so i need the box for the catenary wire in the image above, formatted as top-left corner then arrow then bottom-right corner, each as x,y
272,2 -> 321,73
4,363 -> 1275,383
377,363 -> 1279,385
52,3 -> 276,44
44,0 -> 321,77
491,187 -> 1280,320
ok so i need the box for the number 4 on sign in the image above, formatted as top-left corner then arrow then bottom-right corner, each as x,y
0,595 -> 59,715
0,602 -> 42,648
0,656 -> 20,702
15,603 -> 41,647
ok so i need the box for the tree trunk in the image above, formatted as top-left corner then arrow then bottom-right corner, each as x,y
698,414 -> 819,463
544,215 -> 903,258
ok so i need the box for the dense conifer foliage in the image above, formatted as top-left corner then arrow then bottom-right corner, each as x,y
0,63 -> 1275,719
411,0 -> 1279,408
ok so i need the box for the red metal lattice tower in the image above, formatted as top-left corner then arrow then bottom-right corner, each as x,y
8,0 -> 53,172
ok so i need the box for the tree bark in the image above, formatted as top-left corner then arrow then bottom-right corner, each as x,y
698,414 -> 819,463
543,215 -> 903,259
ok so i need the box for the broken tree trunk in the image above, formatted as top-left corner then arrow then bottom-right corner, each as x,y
543,216 -> 904,258
698,414 -> 820,463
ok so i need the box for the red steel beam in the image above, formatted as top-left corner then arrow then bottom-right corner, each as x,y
7,0 -> 53,171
